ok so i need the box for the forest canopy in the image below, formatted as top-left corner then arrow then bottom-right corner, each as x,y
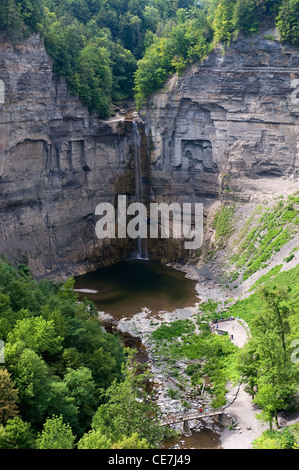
0,0 -> 298,113
0,257 -> 167,448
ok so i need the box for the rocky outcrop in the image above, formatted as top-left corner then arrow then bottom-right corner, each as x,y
0,33 -> 298,277
141,33 -> 299,205
0,35 -> 140,277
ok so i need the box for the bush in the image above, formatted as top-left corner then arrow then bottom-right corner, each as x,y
277,0 -> 299,46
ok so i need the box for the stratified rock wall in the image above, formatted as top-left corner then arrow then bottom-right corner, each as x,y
0,35 -> 137,277
141,34 -> 299,204
0,33 -> 298,277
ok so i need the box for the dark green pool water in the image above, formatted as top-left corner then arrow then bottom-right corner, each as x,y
74,260 -> 198,319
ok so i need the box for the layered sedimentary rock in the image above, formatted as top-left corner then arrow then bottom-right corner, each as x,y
141,33 -> 299,205
0,33 -> 299,276
0,35 -> 140,277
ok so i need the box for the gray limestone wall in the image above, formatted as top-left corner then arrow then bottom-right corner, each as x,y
0,35 -> 138,277
141,33 -> 299,205
0,33 -> 298,277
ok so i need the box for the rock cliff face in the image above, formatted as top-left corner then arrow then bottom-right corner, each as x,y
0,35 -> 140,277
141,34 -> 299,206
0,33 -> 298,277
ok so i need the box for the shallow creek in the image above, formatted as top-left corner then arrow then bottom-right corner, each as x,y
74,260 -> 224,449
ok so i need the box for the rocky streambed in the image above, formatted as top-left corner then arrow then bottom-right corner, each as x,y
101,306 -> 226,446
76,259 -> 248,448
96,264 -> 236,446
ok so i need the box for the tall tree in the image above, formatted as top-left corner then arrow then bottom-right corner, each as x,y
233,0 -> 259,36
5,347 -> 50,425
63,367 -> 97,433
213,0 -> 235,44
239,287 -> 298,429
0,369 -> 19,425
36,415 -> 75,449
91,349 -> 165,448
7,316 -> 63,359
0,0 -> 24,41
277,0 -> 299,46
0,416 -> 35,449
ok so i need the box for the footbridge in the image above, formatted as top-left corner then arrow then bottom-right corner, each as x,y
161,409 -> 223,427
160,385 -> 240,434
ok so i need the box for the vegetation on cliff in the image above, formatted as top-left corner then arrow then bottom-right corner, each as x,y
0,0 -> 298,114
209,195 -> 299,435
134,0 -> 299,106
222,193 -> 299,285
0,0 -> 196,116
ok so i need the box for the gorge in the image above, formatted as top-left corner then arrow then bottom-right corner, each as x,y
0,25 -> 299,450
0,32 -> 299,279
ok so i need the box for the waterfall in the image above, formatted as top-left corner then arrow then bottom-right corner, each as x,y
131,120 -> 148,260
133,120 -> 142,207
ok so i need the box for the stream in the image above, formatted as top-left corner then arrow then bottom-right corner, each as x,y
74,259 -> 224,449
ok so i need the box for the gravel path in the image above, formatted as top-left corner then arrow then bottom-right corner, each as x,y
115,303 -> 267,449
221,384 -> 267,449
215,319 -> 248,348
215,319 -> 267,449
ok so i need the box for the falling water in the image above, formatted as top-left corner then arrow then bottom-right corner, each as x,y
132,120 -> 148,260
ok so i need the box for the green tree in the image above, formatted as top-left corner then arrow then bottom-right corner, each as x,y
253,427 -> 296,449
0,369 -> 19,425
0,0 -> 25,41
134,36 -> 173,107
77,429 -> 112,449
75,316 -> 125,389
57,277 -> 78,301
237,340 -> 259,399
46,380 -> 79,431
276,0 -> 299,46
0,293 -> 14,340
0,416 -> 35,449
254,287 -> 291,353
5,347 -> 50,425
36,415 -> 75,449
112,432 -> 149,449
254,382 -> 286,430
213,0 -> 235,44
239,287 -> 298,429
6,278 -> 35,312
7,316 -> 63,358
63,367 -> 97,433
143,5 -> 161,31
94,33 -> 137,100
233,0 -> 259,36
91,349 -> 164,448
253,329 -> 297,429
16,0 -> 45,31
78,43 -> 112,117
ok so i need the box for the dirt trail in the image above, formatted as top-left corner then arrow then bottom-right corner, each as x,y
221,384 -> 267,449
215,319 -> 267,449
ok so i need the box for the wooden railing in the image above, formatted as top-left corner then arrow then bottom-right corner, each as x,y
161,409 -> 223,426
